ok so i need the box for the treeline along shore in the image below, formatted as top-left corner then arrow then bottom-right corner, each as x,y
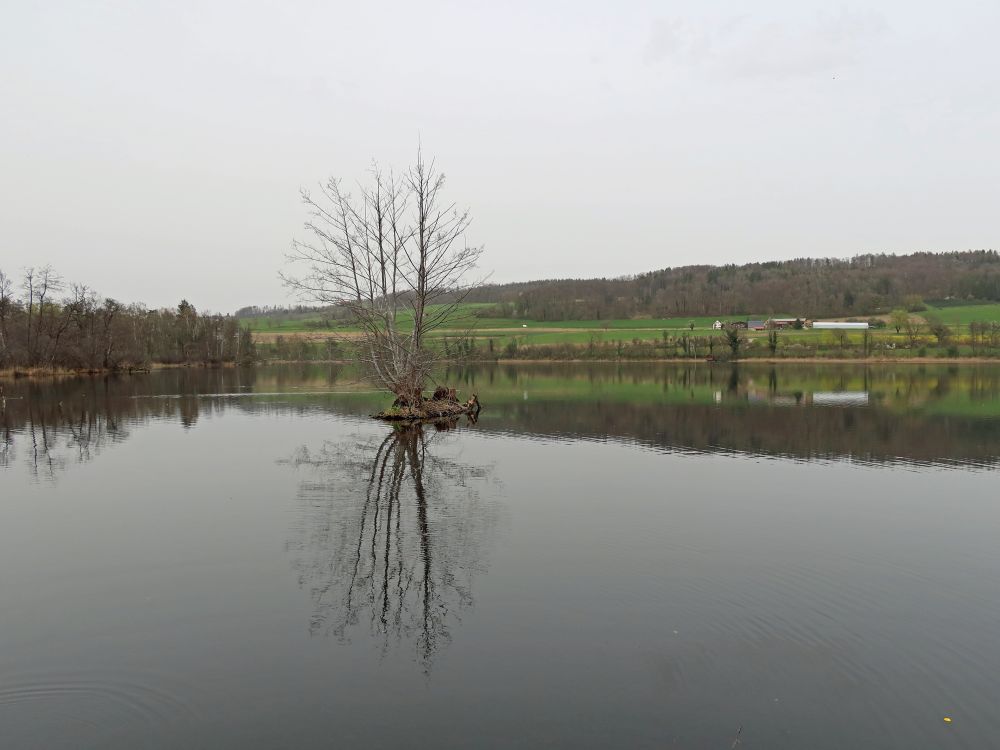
0,266 -> 255,375
9,251 -> 1000,376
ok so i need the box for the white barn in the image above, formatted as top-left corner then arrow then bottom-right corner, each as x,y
812,321 -> 869,330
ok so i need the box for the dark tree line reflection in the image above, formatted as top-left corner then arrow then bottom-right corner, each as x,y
3,363 -> 1000,481
284,421 -> 499,670
1,382 -> 132,479
449,363 -> 1000,469
0,366 -> 361,478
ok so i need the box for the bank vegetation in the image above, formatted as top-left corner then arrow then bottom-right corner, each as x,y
0,266 -> 255,375
250,321 -> 1000,364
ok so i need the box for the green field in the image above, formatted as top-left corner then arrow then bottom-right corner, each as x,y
245,301 -> 1000,352
923,303 -> 1000,325
245,304 -> 790,334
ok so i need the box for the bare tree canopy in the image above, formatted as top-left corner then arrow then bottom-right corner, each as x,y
283,149 -> 484,404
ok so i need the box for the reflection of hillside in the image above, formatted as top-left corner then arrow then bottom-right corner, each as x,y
284,424 -> 498,670
482,400 -> 1000,468
448,363 -> 1000,467
448,362 -> 1000,416
3,363 -> 1000,475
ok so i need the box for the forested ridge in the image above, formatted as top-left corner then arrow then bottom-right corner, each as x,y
0,266 -> 254,372
462,251 -> 1000,320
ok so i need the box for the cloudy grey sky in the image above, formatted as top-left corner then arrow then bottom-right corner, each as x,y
2,1 -> 998,312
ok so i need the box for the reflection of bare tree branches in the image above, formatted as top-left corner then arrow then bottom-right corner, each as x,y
60,401 -> 124,466
0,406 -> 12,470
8,402 -> 128,479
285,422 -> 497,671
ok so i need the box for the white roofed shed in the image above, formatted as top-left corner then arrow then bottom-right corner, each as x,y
812,321 -> 870,330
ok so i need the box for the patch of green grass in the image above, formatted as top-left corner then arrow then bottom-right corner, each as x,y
244,306 -> 793,334
245,302 -> 1000,344
923,303 -> 1000,326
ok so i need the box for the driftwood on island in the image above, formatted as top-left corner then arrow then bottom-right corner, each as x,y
375,386 -> 482,422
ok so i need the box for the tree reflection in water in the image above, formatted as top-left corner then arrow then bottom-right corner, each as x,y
285,418 -> 498,671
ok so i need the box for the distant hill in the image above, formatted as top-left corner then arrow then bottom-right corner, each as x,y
460,251 -> 1000,321
244,251 -> 1000,322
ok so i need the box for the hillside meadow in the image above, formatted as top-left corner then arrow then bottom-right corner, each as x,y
244,301 -> 1000,362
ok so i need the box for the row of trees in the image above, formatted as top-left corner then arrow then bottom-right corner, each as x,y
0,267 -> 254,371
460,250 -> 1000,320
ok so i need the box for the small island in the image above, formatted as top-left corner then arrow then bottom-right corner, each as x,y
377,387 -> 482,421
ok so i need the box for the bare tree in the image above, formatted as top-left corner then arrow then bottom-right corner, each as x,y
100,298 -> 123,369
903,317 -> 923,348
22,266 -> 64,366
0,270 -> 12,366
22,267 -> 34,362
284,150 -> 483,405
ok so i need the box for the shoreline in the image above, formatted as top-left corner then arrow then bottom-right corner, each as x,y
3,356 -> 999,380
0,361 -> 243,379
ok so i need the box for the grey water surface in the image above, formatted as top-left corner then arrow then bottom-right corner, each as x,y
2,363 -> 999,749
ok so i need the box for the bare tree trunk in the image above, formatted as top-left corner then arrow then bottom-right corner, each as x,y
23,268 -> 35,365
0,270 -> 11,366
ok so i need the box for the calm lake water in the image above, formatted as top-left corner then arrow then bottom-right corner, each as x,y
2,363 -> 1000,748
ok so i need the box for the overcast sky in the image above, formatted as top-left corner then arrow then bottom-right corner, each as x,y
2,1 -> 998,312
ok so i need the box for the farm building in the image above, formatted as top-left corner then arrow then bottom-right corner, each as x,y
712,320 -> 723,330
812,321 -> 869,330
747,320 -> 766,331
768,318 -> 802,329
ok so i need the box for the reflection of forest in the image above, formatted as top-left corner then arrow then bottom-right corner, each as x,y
0,367 -> 367,477
451,364 -> 1000,468
3,363 -> 1000,477
284,423 -> 498,670
487,401 -> 1000,467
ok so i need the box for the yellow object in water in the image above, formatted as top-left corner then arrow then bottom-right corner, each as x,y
943,717 -> 953,723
